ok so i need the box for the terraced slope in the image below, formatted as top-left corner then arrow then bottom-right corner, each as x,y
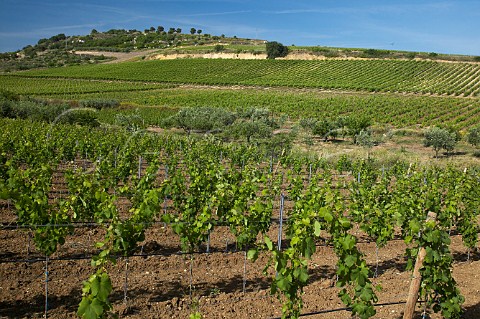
13,58 -> 480,97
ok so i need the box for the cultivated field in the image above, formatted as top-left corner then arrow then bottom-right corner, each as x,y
1,56 -> 480,319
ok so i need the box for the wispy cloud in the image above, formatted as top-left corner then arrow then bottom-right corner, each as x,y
267,8 -> 351,15
39,23 -> 101,32
266,2 -> 455,16
180,10 -> 251,17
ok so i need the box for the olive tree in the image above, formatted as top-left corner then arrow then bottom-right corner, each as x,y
423,126 -> 457,158
227,120 -> 272,143
356,129 -> 375,159
467,126 -> 480,147
346,115 -> 371,144
227,107 -> 278,142
164,107 -> 236,134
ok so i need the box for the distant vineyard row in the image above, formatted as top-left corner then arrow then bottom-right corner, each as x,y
2,75 -> 480,129
13,58 -> 480,97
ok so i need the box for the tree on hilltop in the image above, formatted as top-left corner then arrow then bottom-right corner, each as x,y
266,41 -> 289,59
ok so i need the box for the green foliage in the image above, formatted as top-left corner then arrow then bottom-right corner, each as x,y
0,49 -> 110,72
350,174 -> 395,248
79,99 -> 120,110
5,163 -> 71,256
419,223 -> 464,319
266,41 -> 289,59
165,107 -> 236,133
299,118 -> 317,131
5,98 -> 68,122
115,110 -> 145,131
356,129 -> 375,149
226,167 -> 276,250
1,117 -> 477,319
214,45 -> 225,52
226,107 -> 280,143
189,312 -> 202,319
311,118 -> 340,141
78,270 -> 114,319
361,49 -> 391,58
227,120 -> 272,143
423,126 -> 457,157
346,116 -> 372,144
250,173 -> 378,319
58,108 -> 100,127
0,96 -> 101,126
467,125 -> 480,147
0,89 -> 20,101
161,157 -> 222,252
0,98 -> 14,118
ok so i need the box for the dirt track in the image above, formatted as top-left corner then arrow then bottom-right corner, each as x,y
74,50 -> 158,64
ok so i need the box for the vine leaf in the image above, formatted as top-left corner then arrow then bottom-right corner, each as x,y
77,298 -> 104,319
314,220 -> 321,236
265,236 -> 273,250
247,249 -> 258,261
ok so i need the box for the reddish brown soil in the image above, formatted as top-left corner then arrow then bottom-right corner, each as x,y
1,199 -> 480,319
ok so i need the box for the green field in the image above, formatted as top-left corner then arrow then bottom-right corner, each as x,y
2,57 -> 480,130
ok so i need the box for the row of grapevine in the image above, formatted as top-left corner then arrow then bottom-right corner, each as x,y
1,118 -> 479,318
0,75 -> 174,96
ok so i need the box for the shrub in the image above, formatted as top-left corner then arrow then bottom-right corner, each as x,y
163,107 -> 236,134
0,99 -> 14,118
79,99 -> 120,110
57,109 -> 100,127
115,110 -> 144,131
361,49 -> 390,58
0,90 -> 20,101
299,118 -> 318,131
214,45 -> 225,52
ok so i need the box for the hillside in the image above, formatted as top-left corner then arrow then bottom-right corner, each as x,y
0,27 -> 266,72
14,58 -> 480,98
2,26 -> 480,72
1,26 -> 480,154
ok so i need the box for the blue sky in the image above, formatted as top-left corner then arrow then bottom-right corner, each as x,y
1,0 -> 479,55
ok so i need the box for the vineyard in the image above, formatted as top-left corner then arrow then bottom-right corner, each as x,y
1,75 -> 480,130
11,58 -> 480,97
1,118 -> 479,318
1,51 -> 480,319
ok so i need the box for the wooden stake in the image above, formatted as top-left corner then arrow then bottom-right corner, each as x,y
403,211 -> 437,319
